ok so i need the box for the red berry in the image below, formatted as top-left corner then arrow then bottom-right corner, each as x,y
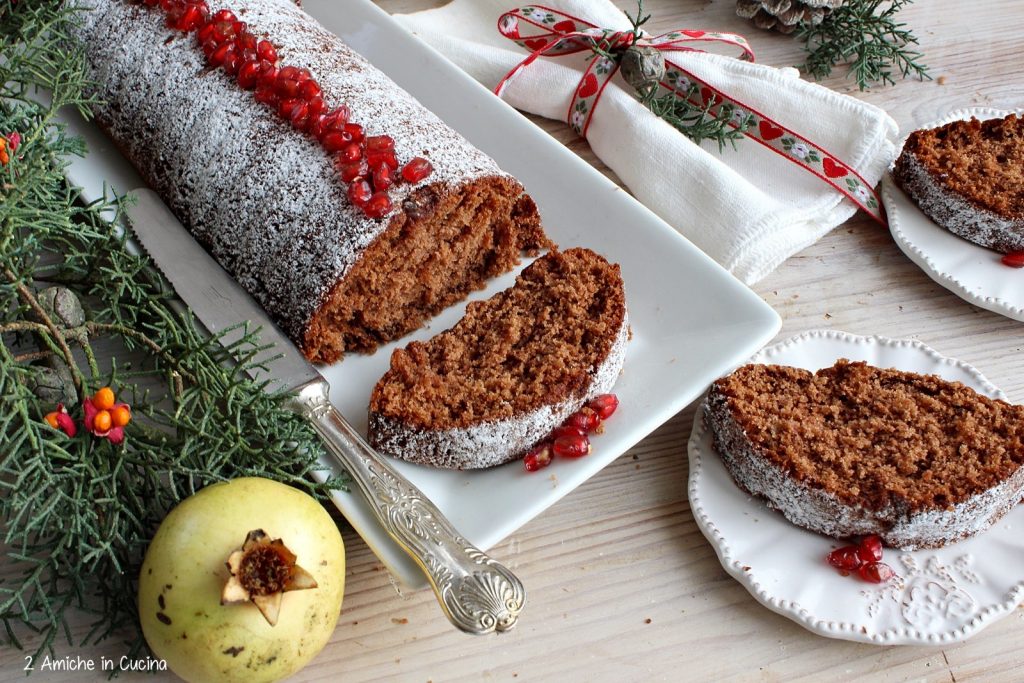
372,163 -> 394,191
1001,251 -> 1024,268
347,180 -> 372,206
236,59 -> 261,89
826,545 -> 862,572
858,561 -> 896,584
588,394 -> 619,419
299,79 -> 321,101
857,535 -> 884,563
338,159 -> 368,183
553,433 -> 591,458
367,151 -> 398,171
212,8 -> 236,23
523,442 -> 554,472
362,191 -> 393,219
342,122 -> 364,143
400,156 -> 433,183
339,142 -> 362,163
564,408 -> 601,433
257,39 -> 277,63
365,134 -> 395,154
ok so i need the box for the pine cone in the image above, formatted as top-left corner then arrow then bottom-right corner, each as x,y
736,0 -> 846,34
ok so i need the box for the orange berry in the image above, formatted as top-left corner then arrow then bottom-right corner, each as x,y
111,405 -> 131,427
45,412 -> 60,429
93,386 -> 115,411
93,410 -> 112,433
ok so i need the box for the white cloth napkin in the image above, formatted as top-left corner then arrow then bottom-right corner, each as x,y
394,0 -> 899,284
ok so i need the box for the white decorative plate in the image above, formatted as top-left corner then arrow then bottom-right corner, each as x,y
882,107 -> 1024,322
60,0 -> 780,588
688,330 -> 1024,644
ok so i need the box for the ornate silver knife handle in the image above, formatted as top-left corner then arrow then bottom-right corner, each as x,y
291,381 -> 525,634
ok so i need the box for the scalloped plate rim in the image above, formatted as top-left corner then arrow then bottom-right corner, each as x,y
687,329 -> 1024,645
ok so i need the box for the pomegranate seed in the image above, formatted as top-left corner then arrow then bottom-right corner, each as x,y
339,142 -> 362,163
324,105 -> 350,127
253,85 -> 278,107
236,59 -> 261,89
210,20 -> 236,43
400,157 -> 433,183
236,31 -> 257,52
858,561 -> 896,584
208,41 -> 232,67
348,180 -> 372,206
553,433 -> 591,459
305,113 -> 327,138
306,95 -> 325,116
365,134 -> 395,153
159,0 -> 180,11
257,40 -> 277,63
256,63 -> 278,88
1001,251 -> 1024,268
278,97 -> 303,119
212,8 -> 236,23
287,101 -> 310,129
299,79 -> 321,101
231,20 -> 247,36
367,151 -> 398,170
362,192 -> 393,219
338,159 -> 368,182
221,49 -> 242,76
372,163 -> 394,191
588,394 -> 619,419
550,424 -> 587,441
196,21 -> 216,43
169,2 -> 206,31
342,122 -> 364,143
321,131 -> 350,153
564,408 -> 601,433
826,545 -> 862,572
857,535 -> 884,563
275,77 -> 301,98
294,67 -> 312,82
277,65 -> 300,80
523,442 -> 554,472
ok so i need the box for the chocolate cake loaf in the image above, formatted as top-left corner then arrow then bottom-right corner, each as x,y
368,248 -> 628,470
68,0 -> 547,363
704,360 -> 1024,549
892,114 -> 1024,253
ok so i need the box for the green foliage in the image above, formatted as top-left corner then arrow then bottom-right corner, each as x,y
0,0 -> 347,665
798,0 -> 931,90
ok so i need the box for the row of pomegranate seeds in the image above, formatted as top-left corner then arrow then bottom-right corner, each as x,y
148,0 -> 433,218
523,394 -> 619,472
826,534 -> 896,584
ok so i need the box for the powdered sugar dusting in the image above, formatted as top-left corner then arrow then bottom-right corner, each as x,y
69,0 -> 508,343
368,310 -> 629,470
894,148 -> 1024,253
704,385 -> 1024,550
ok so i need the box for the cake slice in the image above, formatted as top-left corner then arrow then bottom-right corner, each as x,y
892,114 -> 1024,252
368,248 -> 628,470
704,360 -> 1024,549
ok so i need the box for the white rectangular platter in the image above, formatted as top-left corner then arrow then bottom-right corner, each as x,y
61,0 -> 780,589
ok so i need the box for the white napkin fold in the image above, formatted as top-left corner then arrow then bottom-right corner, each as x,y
394,0 -> 899,284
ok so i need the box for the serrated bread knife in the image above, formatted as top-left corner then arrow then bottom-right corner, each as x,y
125,188 -> 524,634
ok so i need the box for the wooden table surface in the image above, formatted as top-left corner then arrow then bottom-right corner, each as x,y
4,0 -> 1022,681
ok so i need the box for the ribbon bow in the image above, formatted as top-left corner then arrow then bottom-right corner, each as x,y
496,5 -> 885,225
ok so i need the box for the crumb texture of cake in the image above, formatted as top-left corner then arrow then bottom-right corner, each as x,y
892,114 -> 1024,253
368,248 -> 628,470
67,0 -> 548,363
704,360 -> 1024,549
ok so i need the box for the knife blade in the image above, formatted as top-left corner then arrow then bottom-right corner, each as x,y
125,188 -> 524,634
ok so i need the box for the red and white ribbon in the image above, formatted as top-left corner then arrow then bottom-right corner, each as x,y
496,5 -> 885,225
